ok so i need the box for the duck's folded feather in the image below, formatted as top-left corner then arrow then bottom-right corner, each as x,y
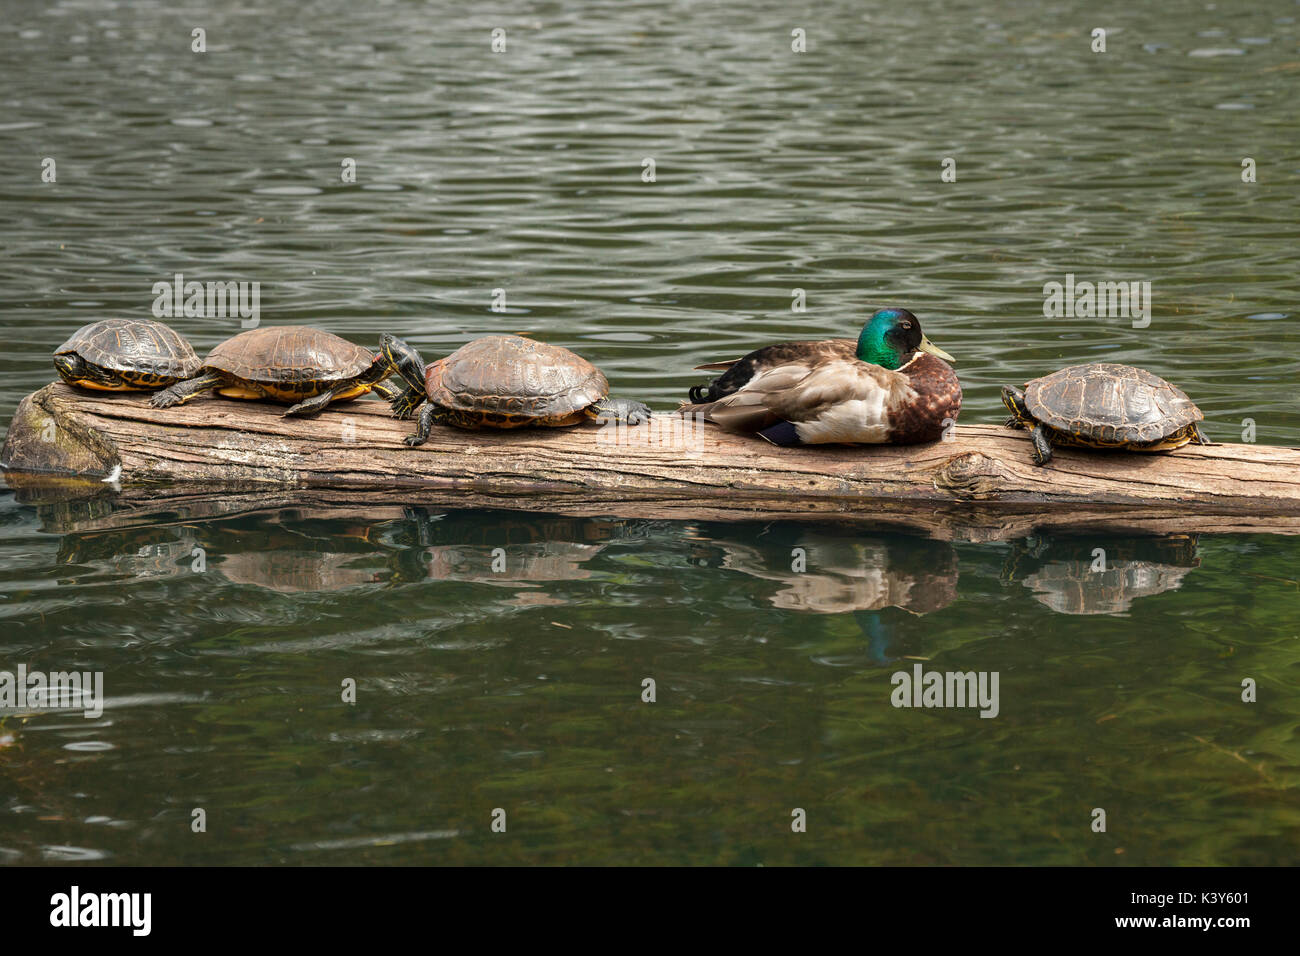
682,360 -> 917,441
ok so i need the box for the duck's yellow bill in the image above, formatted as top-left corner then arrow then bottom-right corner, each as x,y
918,335 -> 954,362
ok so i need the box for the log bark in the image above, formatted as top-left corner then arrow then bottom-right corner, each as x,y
4,383 -> 1300,541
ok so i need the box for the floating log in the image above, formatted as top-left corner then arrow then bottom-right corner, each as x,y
3,383 -> 1300,541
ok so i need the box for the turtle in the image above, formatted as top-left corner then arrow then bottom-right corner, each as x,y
1001,363 -> 1211,466
378,333 -> 652,445
53,318 -> 202,392
149,325 -> 402,417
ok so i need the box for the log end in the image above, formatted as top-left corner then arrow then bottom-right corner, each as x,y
0,385 -> 120,478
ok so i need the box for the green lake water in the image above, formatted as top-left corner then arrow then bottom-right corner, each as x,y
1,0 -> 1298,864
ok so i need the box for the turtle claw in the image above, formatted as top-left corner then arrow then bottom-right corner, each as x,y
388,394 -> 422,420
596,399 -> 652,426
282,401 -> 317,419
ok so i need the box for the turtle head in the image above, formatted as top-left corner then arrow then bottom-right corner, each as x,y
53,352 -> 117,388
1001,385 -> 1030,420
53,352 -> 84,384
378,334 -> 427,393
856,308 -> 954,370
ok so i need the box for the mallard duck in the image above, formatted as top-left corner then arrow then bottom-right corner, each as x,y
679,308 -> 961,446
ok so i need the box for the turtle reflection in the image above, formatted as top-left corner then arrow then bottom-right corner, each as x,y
392,508 -> 628,587
211,511 -> 627,593
1004,534 -> 1200,615
56,528 -> 201,580
217,550 -> 381,592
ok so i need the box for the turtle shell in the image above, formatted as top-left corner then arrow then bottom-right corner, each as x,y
204,326 -> 375,386
55,318 -> 201,379
1025,363 -> 1203,444
426,335 -> 609,422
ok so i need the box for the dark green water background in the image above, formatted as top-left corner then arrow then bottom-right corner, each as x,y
1,1 -> 1298,864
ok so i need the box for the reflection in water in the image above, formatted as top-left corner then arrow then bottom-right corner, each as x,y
57,529 -> 199,581
712,530 -> 959,615
1004,534 -> 1201,615
393,508 -> 622,590
47,507 -> 631,594
4,496 -> 1298,867
218,551 -> 380,593
705,528 -> 960,664
426,542 -> 605,585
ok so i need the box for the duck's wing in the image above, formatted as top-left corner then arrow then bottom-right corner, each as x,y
680,364 -> 812,431
692,339 -> 855,373
687,339 -> 857,402
761,360 -> 913,426
682,360 -> 911,436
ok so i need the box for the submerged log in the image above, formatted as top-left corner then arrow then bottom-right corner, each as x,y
3,383 -> 1300,541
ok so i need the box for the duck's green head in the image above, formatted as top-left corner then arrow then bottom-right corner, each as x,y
855,308 -> 955,370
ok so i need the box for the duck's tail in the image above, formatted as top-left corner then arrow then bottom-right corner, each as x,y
686,359 -> 741,404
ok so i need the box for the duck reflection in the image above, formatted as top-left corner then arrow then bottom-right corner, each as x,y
711,530 -> 959,615
1003,533 -> 1200,615
699,527 -> 960,665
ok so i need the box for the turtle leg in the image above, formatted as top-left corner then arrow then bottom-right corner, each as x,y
371,381 -> 403,402
282,385 -> 355,418
406,404 -> 442,446
1191,422 -> 1214,446
1029,426 -> 1054,466
385,382 -> 426,420
1004,416 -> 1025,430
404,405 -> 473,445
999,545 -> 1026,585
149,372 -> 223,409
591,397 -> 652,425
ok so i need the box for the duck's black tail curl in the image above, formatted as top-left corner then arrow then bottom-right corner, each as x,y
687,382 -> 713,403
